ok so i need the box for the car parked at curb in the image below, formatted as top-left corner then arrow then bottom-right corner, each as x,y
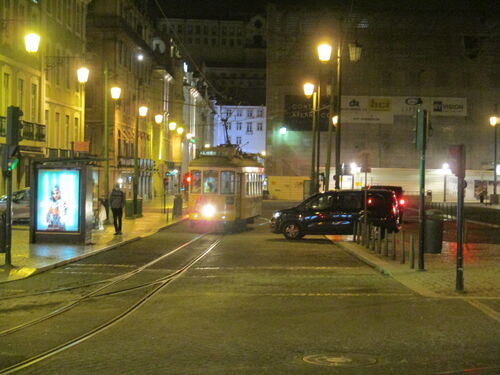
0,188 -> 31,221
270,189 -> 400,240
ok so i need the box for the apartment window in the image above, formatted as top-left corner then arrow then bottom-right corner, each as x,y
17,78 -> 24,109
2,73 -> 10,114
247,109 -> 253,117
177,25 -> 183,33
236,136 -> 241,144
74,117 -> 79,142
221,39 -> 226,46
236,122 -> 242,130
55,112 -> 60,148
257,122 -> 263,131
186,25 -> 192,34
237,110 -> 242,117
203,26 -> 208,34
246,122 -> 253,133
65,115 -> 70,148
227,122 -> 231,130
257,109 -> 263,117
195,25 -> 200,34
45,109 -> 49,125
31,83 -> 37,122
221,26 -> 227,35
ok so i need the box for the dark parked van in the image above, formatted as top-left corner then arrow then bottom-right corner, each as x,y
270,189 -> 400,240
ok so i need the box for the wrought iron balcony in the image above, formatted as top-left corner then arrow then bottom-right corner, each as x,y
0,116 -> 46,142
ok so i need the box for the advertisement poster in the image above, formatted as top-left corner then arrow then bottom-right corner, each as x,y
36,169 -> 80,232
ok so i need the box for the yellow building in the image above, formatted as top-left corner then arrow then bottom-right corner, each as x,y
0,0 -> 90,194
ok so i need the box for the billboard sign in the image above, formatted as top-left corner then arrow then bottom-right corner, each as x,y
36,169 -> 81,232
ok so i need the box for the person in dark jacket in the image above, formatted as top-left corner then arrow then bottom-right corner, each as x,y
109,184 -> 125,235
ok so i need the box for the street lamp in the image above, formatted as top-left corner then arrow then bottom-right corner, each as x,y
304,82 -> 318,193
169,122 -> 177,131
155,114 -> 163,124
319,39 -> 362,191
134,106 -> 148,216
24,33 -> 40,53
490,116 -> 498,202
279,126 -> 287,135
110,86 -> 122,100
176,126 -> 184,135
77,67 -> 89,84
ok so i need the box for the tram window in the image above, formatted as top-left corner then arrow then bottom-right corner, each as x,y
191,170 -> 201,193
203,170 -> 219,193
245,173 -> 250,196
221,171 -> 235,194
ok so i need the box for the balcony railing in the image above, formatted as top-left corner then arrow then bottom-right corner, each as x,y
0,116 -> 46,142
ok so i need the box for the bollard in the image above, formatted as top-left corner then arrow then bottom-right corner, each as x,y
357,223 -> 362,244
376,229 -> 382,254
353,222 -> 358,242
391,232 -> 397,260
400,231 -> 406,264
409,234 -> 415,269
383,233 -> 389,257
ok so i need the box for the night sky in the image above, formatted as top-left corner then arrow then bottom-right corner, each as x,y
155,0 -> 499,19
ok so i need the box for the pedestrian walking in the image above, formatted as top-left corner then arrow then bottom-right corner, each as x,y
479,189 -> 487,205
109,184 -> 125,235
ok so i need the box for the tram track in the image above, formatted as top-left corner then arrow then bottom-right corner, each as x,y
0,233 -> 223,374
0,233 -> 211,338
0,234 -> 223,374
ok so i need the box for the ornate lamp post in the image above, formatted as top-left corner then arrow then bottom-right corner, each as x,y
304,82 -> 318,193
134,105 -> 148,216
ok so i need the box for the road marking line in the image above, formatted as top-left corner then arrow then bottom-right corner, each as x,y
466,299 -> 500,322
65,264 -> 136,268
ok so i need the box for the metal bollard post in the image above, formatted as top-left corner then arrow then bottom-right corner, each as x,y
400,231 -> 405,264
383,232 -> 389,256
391,232 -> 397,260
376,229 -> 382,254
353,222 -> 358,242
409,234 -> 415,269
357,223 -> 362,244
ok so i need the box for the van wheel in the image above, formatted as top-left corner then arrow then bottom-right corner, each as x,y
283,222 -> 303,240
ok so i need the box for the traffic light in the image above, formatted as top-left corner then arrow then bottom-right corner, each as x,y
183,172 -> 191,186
448,144 -> 466,178
6,106 -> 23,146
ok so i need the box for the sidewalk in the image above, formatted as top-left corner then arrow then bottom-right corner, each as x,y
328,235 -> 500,301
0,196 -> 187,283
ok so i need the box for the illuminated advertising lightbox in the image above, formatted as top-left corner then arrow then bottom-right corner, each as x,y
36,169 -> 80,232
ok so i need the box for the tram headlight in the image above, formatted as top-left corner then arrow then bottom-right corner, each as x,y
273,211 -> 281,219
201,204 -> 216,218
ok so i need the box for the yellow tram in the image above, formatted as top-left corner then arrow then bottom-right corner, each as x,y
187,145 -> 264,230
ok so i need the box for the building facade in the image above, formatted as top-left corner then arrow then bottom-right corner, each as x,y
265,3 -> 500,181
159,15 -> 267,105
213,105 -> 267,155
0,0 -> 89,194
85,0 -> 214,201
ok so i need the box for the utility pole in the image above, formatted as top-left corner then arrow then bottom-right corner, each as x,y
415,101 -> 428,271
449,144 -> 466,292
2,106 -> 23,267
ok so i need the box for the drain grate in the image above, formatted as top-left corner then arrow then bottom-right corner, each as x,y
303,352 -> 379,368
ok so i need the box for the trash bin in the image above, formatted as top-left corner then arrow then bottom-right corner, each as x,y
425,209 -> 443,253
173,195 -> 183,218
125,199 -> 134,218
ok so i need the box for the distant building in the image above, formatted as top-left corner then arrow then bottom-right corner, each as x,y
265,2 -> 500,179
158,15 -> 266,105
213,105 -> 266,155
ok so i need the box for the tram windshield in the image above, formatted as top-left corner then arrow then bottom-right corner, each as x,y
203,170 -> 219,194
221,171 -> 235,194
191,170 -> 201,193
